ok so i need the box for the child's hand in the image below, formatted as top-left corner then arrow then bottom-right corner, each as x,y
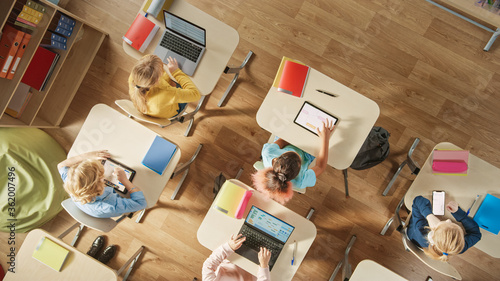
258,247 -> 271,268
228,234 -> 246,251
446,201 -> 459,213
317,120 -> 335,142
166,57 -> 179,73
85,150 -> 110,160
113,167 -> 128,183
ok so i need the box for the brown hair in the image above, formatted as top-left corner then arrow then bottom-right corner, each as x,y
63,159 -> 104,204
128,54 -> 164,113
424,223 -> 465,262
252,151 -> 301,204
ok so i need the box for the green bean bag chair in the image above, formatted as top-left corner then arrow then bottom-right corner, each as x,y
0,128 -> 67,233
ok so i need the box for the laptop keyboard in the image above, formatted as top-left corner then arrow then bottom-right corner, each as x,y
160,32 -> 202,62
240,225 -> 282,257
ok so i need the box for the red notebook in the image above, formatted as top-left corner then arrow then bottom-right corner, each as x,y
21,46 -> 59,91
123,14 -> 159,53
277,60 -> 310,98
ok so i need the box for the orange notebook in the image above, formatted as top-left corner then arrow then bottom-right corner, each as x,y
122,14 -> 159,53
0,25 -> 25,79
277,60 -> 310,98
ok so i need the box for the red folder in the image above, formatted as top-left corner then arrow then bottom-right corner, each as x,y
21,46 -> 58,91
122,14 -> 159,53
0,25 -> 25,79
278,60 -> 310,98
6,33 -> 31,79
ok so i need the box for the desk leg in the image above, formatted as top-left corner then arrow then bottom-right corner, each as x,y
117,245 -> 145,281
218,51 -> 254,107
170,144 -> 203,199
485,28 -> 500,51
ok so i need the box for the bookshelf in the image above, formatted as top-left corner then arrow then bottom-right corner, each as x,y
0,0 -> 107,128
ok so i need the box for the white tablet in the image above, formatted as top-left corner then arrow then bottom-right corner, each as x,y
294,101 -> 339,135
101,158 -> 136,194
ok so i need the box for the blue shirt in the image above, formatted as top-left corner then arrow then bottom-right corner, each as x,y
59,166 -> 147,218
407,196 -> 481,253
261,143 -> 316,190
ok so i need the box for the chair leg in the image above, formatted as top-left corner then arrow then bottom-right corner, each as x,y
117,246 -> 145,281
218,51 -> 254,107
170,144 -> 203,199
329,235 -> 356,281
306,208 -> 315,220
380,217 -> 394,236
382,160 -> 408,196
58,222 -> 85,247
343,169 -> 349,198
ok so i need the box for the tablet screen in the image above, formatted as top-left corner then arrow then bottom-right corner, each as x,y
294,101 -> 339,135
101,158 -> 136,193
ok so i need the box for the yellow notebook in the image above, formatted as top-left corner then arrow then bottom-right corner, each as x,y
143,0 -> 174,22
213,181 -> 252,218
32,237 -> 69,272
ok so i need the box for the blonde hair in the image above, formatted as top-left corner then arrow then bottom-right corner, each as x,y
128,54 -> 164,113
424,223 -> 465,262
63,159 -> 104,204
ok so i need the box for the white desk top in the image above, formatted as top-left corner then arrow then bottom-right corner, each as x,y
349,260 -> 407,281
123,0 -> 240,96
256,68 -> 380,170
405,142 -> 500,258
197,179 -> 317,281
68,104 -> 180,209
4,229 -> 117,281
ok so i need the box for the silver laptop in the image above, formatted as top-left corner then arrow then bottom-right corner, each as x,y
235,205 -> 295,271
153,11 -> 206,76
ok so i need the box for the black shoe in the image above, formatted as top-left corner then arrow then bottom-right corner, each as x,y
98,245 -> 117,264
87,236 -> 105,258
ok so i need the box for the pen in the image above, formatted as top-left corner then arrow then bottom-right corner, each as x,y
466,195 -> 480,215
316,89 -> 337,97
291,241 -> 297,265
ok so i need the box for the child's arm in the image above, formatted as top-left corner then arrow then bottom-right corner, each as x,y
114,168 -> 142,194
311,120 -> 335,177
274,138 -> 290,149
57,150 -> 110,170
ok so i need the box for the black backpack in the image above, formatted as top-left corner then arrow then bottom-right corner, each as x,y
350,126 -> 390,170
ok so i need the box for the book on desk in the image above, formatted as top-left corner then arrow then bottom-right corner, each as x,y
273,56 -> 310,98
142,135 -> 177,175
32,237 -> 69,272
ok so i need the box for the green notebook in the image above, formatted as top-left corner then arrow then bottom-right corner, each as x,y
32,237 -> 69,271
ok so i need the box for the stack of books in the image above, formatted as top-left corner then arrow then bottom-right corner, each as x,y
11,0 -> 46,31
48,13 -> 76,39
4,82 -> 33,118
41,31 -> 68,50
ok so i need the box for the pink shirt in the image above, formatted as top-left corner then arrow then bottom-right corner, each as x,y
202,243 -> 271,281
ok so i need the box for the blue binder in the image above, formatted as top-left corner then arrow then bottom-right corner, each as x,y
142,135 -> 177,175
473,194 -> 500,235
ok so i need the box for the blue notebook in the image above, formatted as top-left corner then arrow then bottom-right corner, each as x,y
142,135 -> 177,175
473,194 -> 500,235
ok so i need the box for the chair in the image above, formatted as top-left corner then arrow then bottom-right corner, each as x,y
329,235 -> 357,281
382,138 -> 421,196
217,51 -> 254,107
115,99 -> 197,136
380,197 -> 462,280
59,199 -> 145,281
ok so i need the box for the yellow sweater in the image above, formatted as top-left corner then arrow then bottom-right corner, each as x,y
129,69 -> 201,118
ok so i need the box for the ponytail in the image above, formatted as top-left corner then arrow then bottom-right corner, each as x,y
424,223 -> 465,261
128,54 -> 164,114
252,168 -> 294,204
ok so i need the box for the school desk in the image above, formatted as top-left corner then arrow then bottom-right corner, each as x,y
256,67 -> 380,170
197,179 -> 317,281
404,142 -> 500,258
349,260 -> 408,281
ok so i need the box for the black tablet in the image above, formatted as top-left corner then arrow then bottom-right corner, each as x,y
293,101 -> 339,135
101,158 -> 136,194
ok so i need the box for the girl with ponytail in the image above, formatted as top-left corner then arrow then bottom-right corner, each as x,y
128,55 -> 201,119
407,196 -> 481,261
252,120 -> 335,204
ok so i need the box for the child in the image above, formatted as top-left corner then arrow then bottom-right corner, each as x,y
252,120 -> 335,204
128,55 -> 201,119
407,196 -> 482,261
202,234 -> 271,281
57,150 -> 147,218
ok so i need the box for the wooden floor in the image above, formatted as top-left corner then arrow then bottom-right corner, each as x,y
3,0 -> 500,280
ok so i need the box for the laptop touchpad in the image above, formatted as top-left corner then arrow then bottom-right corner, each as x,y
235,245 -> 259,264
166,52 -> 187,69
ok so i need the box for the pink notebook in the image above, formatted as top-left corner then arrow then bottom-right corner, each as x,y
432,150 -> 469,175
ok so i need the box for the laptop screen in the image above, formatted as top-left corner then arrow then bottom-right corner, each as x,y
164,11 -> 206,46
245,206 -> 295,243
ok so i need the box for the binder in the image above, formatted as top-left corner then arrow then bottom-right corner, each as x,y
272,56 -> 306,87
40,34 -> 67,50
141,135 -> 177,175
26,0 -> 47,14
277,60 -> 310,98
59,14 -> 76,27
32,237 -> 69,272
0,25 -> 25,79
123,14 -> 159,53
474,194 -> 500,234
6,33 -> 31,79
5,82 -> 33,118
22,5 -> 43,20
21,46 -> 60,91
213,181 -> 252,219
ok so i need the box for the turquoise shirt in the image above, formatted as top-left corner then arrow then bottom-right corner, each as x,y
261,143 -> 316,190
